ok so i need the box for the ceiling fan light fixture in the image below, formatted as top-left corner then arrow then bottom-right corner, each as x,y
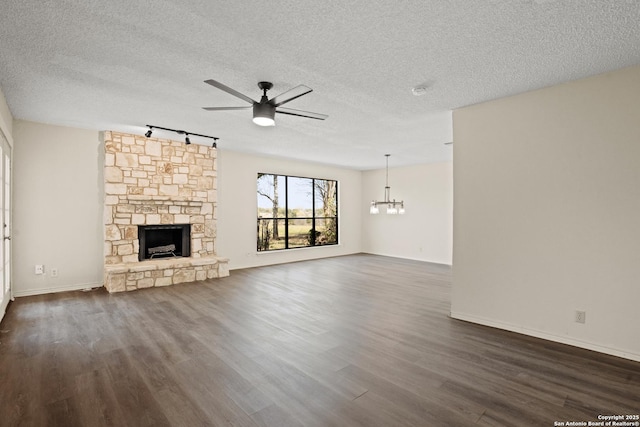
253,103 -> 276,126
253,116 -> 275,127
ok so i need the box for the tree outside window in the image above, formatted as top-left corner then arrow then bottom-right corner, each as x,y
257,174 -> 338,251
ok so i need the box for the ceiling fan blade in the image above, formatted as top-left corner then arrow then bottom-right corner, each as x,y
204,79 -> 255,104
270,85 -> 313,107
276,107 -> 328,120
202,106 -> 251,111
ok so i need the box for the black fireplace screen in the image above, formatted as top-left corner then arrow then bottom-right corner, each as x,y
138,224 -> 191,261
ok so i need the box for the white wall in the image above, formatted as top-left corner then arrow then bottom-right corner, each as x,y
361,162 -> 453,264
217,150 -> 362,270
13,121 -> 103,296
452,65 -> 640,361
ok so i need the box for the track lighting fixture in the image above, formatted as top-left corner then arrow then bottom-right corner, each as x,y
144,125 -> 220,147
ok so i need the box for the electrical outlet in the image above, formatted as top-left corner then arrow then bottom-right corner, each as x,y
575,310 -> 586,324
51,268 -> 59,278
34,265 -> 44,275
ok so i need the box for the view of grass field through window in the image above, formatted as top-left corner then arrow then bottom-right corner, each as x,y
257,174 -> 338,251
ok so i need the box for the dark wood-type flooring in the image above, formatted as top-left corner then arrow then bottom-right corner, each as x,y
1,254 -> 638,426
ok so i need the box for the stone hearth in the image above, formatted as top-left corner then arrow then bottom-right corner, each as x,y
103,131 -> 228,292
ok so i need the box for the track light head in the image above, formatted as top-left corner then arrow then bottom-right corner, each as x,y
185,135 -> 191,145
212,139 -> 217,148
145,129 -> 153,138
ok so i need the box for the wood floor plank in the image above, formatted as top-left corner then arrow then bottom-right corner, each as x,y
250,403 -> 305,427
102,348 -> 173,427
0,254 -> 638,426
340,363 -> 482,426
73,368 -> 130,427
170,356 -> 261,427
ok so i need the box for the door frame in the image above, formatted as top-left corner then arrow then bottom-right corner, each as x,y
0,127 -> 12,323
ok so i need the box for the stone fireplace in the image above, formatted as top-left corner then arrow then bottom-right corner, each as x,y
103,131 -> 229,292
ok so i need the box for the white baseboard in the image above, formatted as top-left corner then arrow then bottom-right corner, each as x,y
361,251 -> 452,266
450,311 -> 640,363
13,282 -> 103,298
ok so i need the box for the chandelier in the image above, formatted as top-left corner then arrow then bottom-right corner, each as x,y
370,154 -> 405,215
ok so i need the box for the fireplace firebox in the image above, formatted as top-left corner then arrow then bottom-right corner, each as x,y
138,224 -> 191,261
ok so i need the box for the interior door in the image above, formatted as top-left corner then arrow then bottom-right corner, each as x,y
0,129 -> 11,321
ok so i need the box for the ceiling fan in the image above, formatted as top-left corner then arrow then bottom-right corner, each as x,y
202,79 -> 328,126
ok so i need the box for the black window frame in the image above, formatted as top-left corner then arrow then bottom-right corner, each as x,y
257,173 -> 338,252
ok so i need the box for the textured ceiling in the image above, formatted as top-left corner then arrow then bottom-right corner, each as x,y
1,0 -> 639,170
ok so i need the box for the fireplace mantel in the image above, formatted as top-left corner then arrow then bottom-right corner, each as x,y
125,195 -> 204,206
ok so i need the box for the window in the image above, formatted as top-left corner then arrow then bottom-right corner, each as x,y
257,174 -> 338,251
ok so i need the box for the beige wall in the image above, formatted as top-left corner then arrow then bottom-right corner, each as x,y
13,120 -> 103,296
452,65 -> 640,361
362,162 -> 453,264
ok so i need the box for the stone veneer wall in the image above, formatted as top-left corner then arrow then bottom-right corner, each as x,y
103,131 -> 228,292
